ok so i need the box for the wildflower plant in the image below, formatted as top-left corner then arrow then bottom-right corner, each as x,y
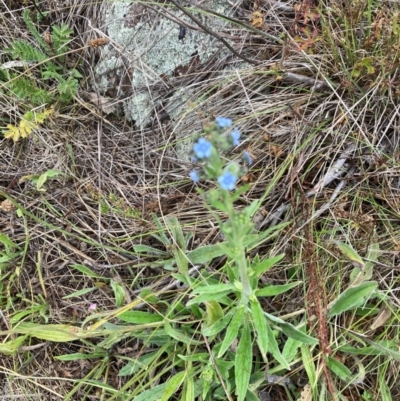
190,117 -> 255,300
187,118 -> 318,400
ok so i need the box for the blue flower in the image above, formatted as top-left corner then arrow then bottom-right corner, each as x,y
218,171 -> 237,190
243,151 -> 252,165
189,170 -> 200,182
230,128 -> 241,146
215,116 -> 232,128
193,138 -> 213,159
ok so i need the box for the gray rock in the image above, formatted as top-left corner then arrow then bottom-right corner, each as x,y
94,0 -> 236,134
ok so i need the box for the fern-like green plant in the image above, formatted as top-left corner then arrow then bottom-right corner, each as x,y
1,10 -> 81,141
22,9 -> 50,53
5,40 -> 48,63
51,24 -> 74,58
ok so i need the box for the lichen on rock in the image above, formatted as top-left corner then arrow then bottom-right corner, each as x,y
94,0 -> 235,130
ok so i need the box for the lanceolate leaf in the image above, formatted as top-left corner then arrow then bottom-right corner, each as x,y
160,370 -> 187,401
328,281 -> 378,317
256,281 -> 302,297
218,306 -> 244,358
326,356 -> 352,382
118,311 -> 163,324
250,299 -> 269,357
252,254 -> 285,277
264,312 -> 318,345
164,322 -> 203,345
332,240 -> 364,268
131,383 -> 167,401
264,319 -> 290,370
235,324 -> 252,401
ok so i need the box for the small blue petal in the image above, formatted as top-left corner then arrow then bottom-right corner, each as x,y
193,138 -> 213,159
231,128 -> 241,146
243,151 -> 252,165
218,172 -> 237,191
215,116 -> 233,128
189,170 -> 200,182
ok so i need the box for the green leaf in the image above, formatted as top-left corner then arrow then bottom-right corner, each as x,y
332,240 -> 364,268
118,351 -> 159,376
301,345 -> 317,389
152,214 -> 170,245
339,341 -> 399,356
187,244 -> 225,264
328,281 -> 378,317
350,242 -> 378,286
326,356 -> 352,381
192,284 -> 235,295
204,300 -> 224,328
69,263 -> 103,278
250,298 -> 269,358
186,291 -> 233,306
0,233 -> 20,249
182,375 -> 195,401
282,336 -> 302,364
244,222 -> 290,250
263,318 -> 290,370
118,311 -> 163,324
255,281 -> 302,297
264,313 -> 319,345
218,306 -> 244,357
165,217 -> 188,275
110,280 -> 126,307
35,169 -> 65,190
202,311 -> 232,336
164,322 -> 203,345
235,324 -> 252,401
160,370 -> 186,401
10,305 -> 47,323
352,335 -> 400,360
252,254 -> 285,277
0,335 -> 27,355
133,244 -> 169,256
131,383 -> 167,401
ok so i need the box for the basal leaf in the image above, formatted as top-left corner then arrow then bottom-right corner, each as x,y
160,370 -> 186,401
131,383 -> 167,401
333,240 -> 364,268
326,356 -> 352,381
118,311 -> 163,324
235,324 -> 252,401
328,281 -> 378,317
69,263 -> 103,278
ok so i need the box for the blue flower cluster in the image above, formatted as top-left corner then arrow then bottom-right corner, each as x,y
193,138 -> 213,159
189,117 -> 252,191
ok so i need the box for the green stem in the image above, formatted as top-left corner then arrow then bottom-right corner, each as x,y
224,192 -> 252,303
